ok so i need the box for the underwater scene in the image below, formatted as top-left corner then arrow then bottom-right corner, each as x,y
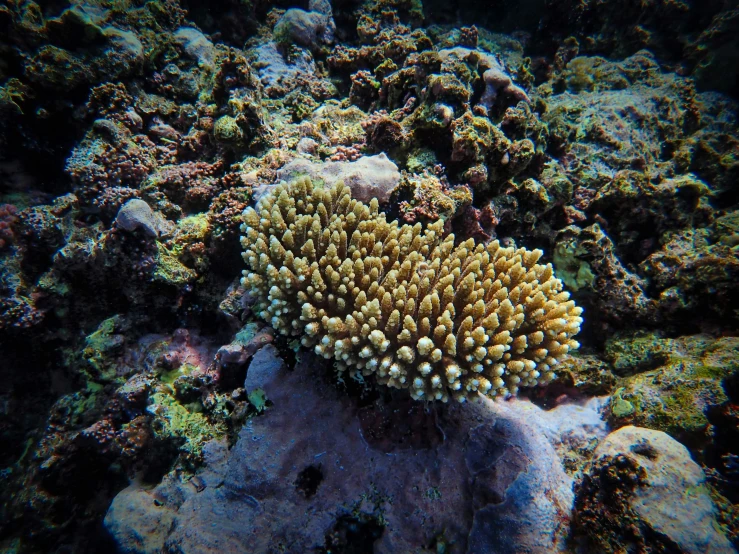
1,0 -> 739,552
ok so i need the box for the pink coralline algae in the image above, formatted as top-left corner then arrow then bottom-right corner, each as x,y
66,128 -> 160,214
0,204 -> 19,250
143,161 -> 225,213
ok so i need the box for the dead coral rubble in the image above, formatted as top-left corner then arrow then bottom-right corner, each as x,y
241,178 -> 583,401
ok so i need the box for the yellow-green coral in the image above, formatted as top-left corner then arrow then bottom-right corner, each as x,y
240,178 -> 583,402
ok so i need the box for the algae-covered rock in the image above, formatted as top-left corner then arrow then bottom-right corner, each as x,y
554,224 -> 653,327
79,315 -> 132,383
274,9 -> 330,51
173,27 -> 215,67
396,170 -> 472,224
213,114 -> 244,144
606,334 -> 739,453
555,353 -> 618,396
151,214 -> 210,286
640,211 -> 739,326
553,239 -> 596,292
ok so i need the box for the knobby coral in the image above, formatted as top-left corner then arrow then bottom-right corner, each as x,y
240,178 -> 583,402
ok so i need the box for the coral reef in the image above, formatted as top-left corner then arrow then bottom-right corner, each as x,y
1,0 -> 738,551
241,178 -> 582,401
396,169 -> 472,225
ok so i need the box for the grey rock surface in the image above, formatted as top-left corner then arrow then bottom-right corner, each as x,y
101,27 -> 144,78
274,8 -> 329,50
252,42 -> 318,90
105,441 -> 229,554
104,350 -> 604,554
115,199 -> 159,237
243,343 -> 284,391
276,153 -> 401,204
579,425 -> 735,554
174,27 -> 215,68
438,47 -> 529,109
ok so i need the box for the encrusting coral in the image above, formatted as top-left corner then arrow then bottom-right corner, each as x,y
241,178 -> 583,402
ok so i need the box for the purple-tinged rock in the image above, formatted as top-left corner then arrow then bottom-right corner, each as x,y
115,199 -> 159,237
106,350 -> 600,553
575,425 -> 734,553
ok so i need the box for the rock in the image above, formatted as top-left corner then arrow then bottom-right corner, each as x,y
554,223 -> 654,326
274,8 -> 329,51
174,27 -> 215,68
46,5 -> 107,45
273,0 -> 335,51
276,153 -> 401,203
243,343 -> 284,392
106,350 -> 608,553
103,484 -> 177,554
104,440 -> 229,554
497,395 -> 609,459
605,334 -> 738,453
296,137 -> 318,155
115,199 -> 159,237
574,425 -> 734,553
253,42 -> 319,90
464,410 -> 574,554
213,114 -> 244,144
216,343 -> 248,367
218,329 -> 277,380
438,47 -> 529,109
101,27 -> 144,79
308,0 -> 335,43
480,67 -> 530,108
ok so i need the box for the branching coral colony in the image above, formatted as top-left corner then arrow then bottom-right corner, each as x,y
240,178 -> 583,402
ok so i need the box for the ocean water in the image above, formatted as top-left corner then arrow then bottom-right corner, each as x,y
0,0 -> 738,552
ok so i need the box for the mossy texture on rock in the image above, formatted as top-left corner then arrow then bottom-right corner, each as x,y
240,178 -> 583,402
606,334 -> 739,452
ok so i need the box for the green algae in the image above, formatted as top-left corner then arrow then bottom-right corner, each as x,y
150,391 -> 227,461
555,352 -> 618,395
158,362 -> 198,384
248,388 -> 267,413
214,114 -> 244,144
553,240 -> 596,292
176,213 -> 210,239
610,388 -> 635,418
604,333 -> 674,376
234,322 -> 262,347
607,334 -> 738,454
153,244 -> 197,285
79,316 -> 128,383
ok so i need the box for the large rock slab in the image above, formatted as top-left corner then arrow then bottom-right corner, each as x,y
105,352 -> 608,553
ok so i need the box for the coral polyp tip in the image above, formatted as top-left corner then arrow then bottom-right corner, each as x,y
241,178 -> 583,402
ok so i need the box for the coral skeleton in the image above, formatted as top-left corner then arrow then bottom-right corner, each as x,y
241,178 -> 583,402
